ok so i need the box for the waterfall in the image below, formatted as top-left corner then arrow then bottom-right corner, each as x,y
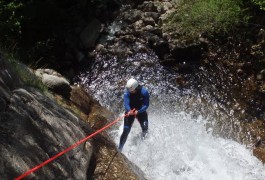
76,52 -> 265,180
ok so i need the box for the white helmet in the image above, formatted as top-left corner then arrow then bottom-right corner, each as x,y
126,78 -> 138,92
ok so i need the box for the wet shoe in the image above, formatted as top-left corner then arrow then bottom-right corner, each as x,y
141,132 -> 148,140
118,144 -> 123,151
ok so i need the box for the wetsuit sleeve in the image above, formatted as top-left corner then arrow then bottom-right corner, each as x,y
124,91 -> 131,112
138,88 -> 149,113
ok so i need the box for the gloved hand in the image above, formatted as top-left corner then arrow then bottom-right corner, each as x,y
127,109 -> 137,116
131,110 -> 138,116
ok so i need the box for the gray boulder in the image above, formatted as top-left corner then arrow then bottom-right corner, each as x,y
35,69 -> 71,98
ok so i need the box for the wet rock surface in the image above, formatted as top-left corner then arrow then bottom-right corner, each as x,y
0,56 -> 92,179
1,0 -> 265,178
83,0 -> 265,163
0,54 -> 147,179
90,0 -> 264,121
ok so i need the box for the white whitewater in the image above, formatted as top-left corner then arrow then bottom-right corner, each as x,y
77,53 -> 265,180
112,111 -> 265,180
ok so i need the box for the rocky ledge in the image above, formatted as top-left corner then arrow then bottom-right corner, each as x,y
0,54 -> 147,179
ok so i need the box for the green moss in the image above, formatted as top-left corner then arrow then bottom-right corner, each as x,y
162,0 -> 250,39
252,0 -> 265,10
1,48 -> 48,93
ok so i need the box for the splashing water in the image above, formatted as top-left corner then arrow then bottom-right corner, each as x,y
112,112 -> 264,180
76,52 -> 265,180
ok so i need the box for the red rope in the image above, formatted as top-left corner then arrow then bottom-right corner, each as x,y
15,112 -> 129,180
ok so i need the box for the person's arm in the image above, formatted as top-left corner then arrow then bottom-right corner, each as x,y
124,91 -> 131,112
137,88 -> 149,113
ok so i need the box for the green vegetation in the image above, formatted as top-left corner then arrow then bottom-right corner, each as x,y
0,0 -> 120,70
0,1 -> 23,46
252,0 -> 265,10
1,48 -> 48,93
13,61 -> 48,93
162,0 -> 250,39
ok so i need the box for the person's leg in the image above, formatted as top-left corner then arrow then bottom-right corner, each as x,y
119,114 -> 135,151
137,111 -> 148,139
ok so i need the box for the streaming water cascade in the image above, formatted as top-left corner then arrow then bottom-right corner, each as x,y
76,50 -> 265,180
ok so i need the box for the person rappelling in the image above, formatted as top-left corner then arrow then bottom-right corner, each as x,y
118,78 -> 150,151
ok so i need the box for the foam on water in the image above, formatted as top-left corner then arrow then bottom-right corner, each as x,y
113,111 -> 265,180
76,52 -> 265,180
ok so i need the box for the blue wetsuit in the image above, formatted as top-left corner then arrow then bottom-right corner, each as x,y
119,86 -> 149,151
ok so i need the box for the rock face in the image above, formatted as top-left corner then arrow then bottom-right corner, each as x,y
0,55 -> 92,179
35,68 -> 71,98
0,55 -> 147,179
80,19 -> 102,49
94,0 -> 207,75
